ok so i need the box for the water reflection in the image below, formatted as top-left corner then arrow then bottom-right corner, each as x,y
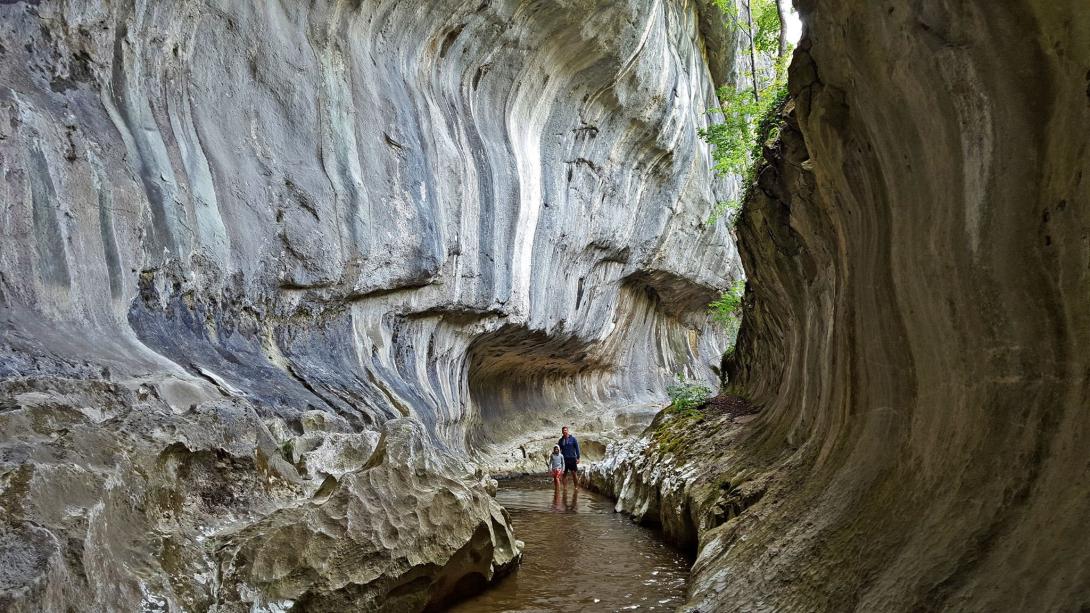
450,476 -> 689,612
551,483 -> 580,513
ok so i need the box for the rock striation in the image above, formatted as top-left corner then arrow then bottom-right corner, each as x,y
595,1 -> 1090,611
0,0 -> 739,609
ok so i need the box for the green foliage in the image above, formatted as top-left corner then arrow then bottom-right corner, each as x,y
666,376 -> 712,414
700,0 -> 792,226
709,278 -> 746,348
699,79 -> 789,225
707,199 -> 741,225
655,376 -> 712,455
699,86 -> 763,178
709,279 -> 745,326
752,0 -> 783,55
712,0 -> 738,20
742,83 -> 790,195
712,0 -> 783,56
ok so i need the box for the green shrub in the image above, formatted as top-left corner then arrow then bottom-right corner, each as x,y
709,279 -> 745,326
741,84 -> 790,199
707,198 -> 742,226
666,376 -> 712,414
656,376 -> 712,455
700,0 -> 792,226
699,86 -> 762,179
712,0 -> 784,56
700,81 -> 789,223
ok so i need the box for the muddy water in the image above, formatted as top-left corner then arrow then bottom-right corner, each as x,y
451,476 -> 690,612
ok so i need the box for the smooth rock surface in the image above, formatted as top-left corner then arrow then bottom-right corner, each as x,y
0,0 -> 739,462
0,0 -> 740,609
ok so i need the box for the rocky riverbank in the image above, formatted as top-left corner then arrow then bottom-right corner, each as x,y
582,393 -> 764,566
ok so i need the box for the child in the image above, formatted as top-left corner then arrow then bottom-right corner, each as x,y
547,445 -> 565,485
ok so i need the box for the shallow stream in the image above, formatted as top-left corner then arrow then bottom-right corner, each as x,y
450,476 -> 690,612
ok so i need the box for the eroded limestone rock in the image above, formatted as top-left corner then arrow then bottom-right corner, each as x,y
0,378 -> 519,611
596,1 -> 1090,610
585,395 -> 765,556
0,0 -> 739,459
215,419 -> 520,612
0,0 -> 740,609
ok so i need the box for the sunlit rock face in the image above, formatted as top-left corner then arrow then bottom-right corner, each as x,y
598,1 -> 1090,611
0,0 -> 738,609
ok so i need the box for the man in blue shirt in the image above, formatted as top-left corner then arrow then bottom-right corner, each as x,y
558,425 -> 581,489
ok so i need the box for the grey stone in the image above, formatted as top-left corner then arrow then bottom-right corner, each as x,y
592,1 -> 1090,611
0,0 -> 740,609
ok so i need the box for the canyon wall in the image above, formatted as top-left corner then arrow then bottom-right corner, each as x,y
596,1 -> 1090,611
0,0 -> 740,610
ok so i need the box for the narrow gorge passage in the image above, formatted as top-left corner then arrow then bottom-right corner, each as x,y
449,477 -> 690,612
1,0 -> 1088,611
